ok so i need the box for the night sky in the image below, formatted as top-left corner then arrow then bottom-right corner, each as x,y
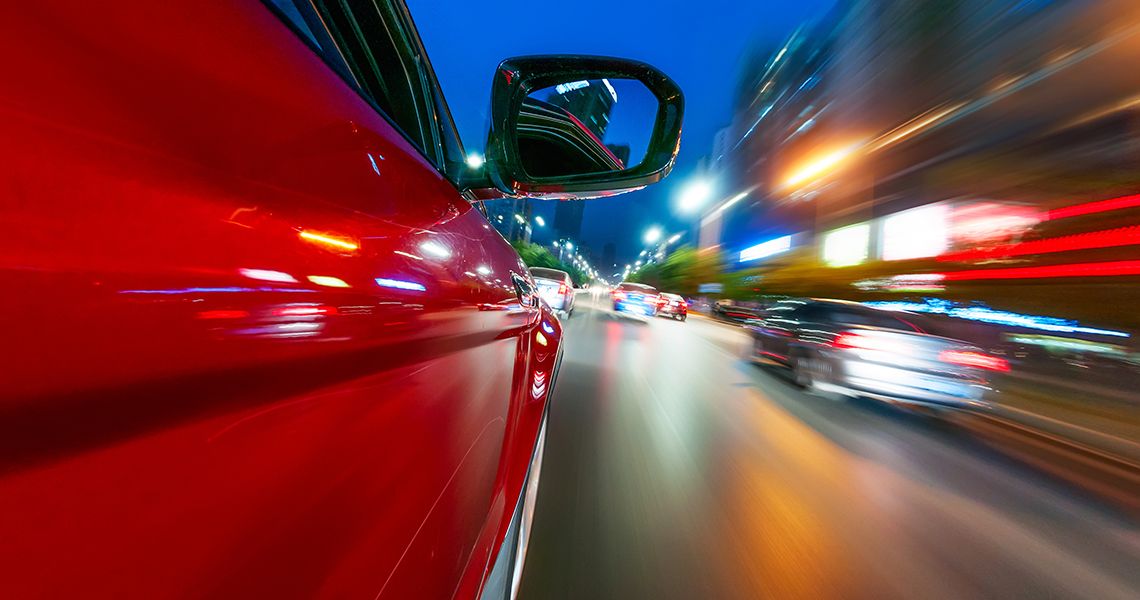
408,0 -> 835,267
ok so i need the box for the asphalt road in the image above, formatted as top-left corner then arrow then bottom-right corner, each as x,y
517,292 -> 1140,600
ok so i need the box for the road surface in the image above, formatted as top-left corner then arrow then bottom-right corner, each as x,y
518,292 -> 1140,599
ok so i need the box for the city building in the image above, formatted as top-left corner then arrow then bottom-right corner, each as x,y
553,199 -> 585,242
545,78 -> 618,139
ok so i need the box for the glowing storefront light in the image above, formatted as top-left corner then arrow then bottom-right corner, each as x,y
822,223 -> 870,267
881,204 -> 949,260
739,235 -> 792,262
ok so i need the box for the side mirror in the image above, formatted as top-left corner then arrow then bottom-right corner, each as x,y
482,55 -> 683,199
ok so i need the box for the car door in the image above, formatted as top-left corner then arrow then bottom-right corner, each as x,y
0,1 -> 556,598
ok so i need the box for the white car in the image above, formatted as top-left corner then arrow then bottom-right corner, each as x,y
529,267 -> 575,318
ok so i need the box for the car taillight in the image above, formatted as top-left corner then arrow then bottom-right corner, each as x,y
559,283 -> 568,296
832,331 -> 886,351
939,349 -> 1010,372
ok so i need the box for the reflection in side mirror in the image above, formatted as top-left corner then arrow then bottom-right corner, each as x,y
481,55 -> 683,200
517,78 -> 656,178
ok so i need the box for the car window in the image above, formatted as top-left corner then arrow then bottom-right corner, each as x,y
269,0 -> 465,180
529,268 -> 567,281
823,306 -> 912,330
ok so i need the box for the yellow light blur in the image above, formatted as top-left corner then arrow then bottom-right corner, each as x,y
307,275 -> 350,288
299,230 -> 359,252
781,144 -> 860,190
535,331 -> 548,346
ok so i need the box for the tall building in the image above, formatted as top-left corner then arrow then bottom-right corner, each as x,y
553,200 -> 585,242
486,197 -> 533,243
545,79 -> 618,139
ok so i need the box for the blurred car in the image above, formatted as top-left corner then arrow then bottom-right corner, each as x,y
530,266 -> 575,318
0,1 -> 683,598
657,293 -> 688,321
712,299 -> 760,323
746,299 -> 1008,409
612,282 -> 660,318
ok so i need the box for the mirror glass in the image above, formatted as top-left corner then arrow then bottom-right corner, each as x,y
516,78 -> 658,178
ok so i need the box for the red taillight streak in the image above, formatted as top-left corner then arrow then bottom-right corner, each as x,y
196,309 -> 249,320
938,225 -> 1140,262
939,260 -> 1140,281
939,350 -> 1009,372
559,283 -> 568,296
1046,193 -> 1140,221
832,331 -> 883,351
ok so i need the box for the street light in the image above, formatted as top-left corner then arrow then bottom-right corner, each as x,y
534,216 -> 545,227
465,152 -> 484,169
565,242 -> 574,251
678,178 -> 714,213
643,226 -> 662,245
667,233 -> 682,244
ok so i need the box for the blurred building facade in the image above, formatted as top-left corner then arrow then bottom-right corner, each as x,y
704,0 -> 1140,329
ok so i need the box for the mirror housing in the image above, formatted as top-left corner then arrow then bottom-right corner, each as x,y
482,55 -> 683,199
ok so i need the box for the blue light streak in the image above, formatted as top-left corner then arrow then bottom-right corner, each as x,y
865,298 -> 1130,338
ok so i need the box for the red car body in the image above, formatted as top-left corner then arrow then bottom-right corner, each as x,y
0,2 -> 565,598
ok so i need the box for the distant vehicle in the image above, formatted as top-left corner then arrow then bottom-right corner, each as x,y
712,299 -> 760,323
746,299 -> 1008,409
530,267 -> 575,318
657,293 -> 688,321
612,282 -> 660,318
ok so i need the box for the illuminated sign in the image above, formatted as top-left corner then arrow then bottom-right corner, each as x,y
881,204 -> 949,260
555,80 -> 590,95
822,223 -> 870,267
739,235 -> 792,262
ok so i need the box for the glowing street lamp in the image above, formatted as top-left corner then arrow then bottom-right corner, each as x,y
465,152 -> 484,169
534,216 -> 546,227
678,179 -> 714,213
667,233 -> 682,244
643,226 -> 662,245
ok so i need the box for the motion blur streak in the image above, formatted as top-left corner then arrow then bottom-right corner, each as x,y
938,225 -> 1140,261
940,260 -> 1140,281
1046,193 -> 1140,221
298,230 -> 360,252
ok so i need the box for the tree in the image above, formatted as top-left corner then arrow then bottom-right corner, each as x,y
510,241 -> 589,285
629,246 -> 727,295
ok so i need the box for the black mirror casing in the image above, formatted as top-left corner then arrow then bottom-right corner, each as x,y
482,55 -> 683,199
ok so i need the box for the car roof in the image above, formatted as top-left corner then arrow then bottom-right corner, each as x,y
660,292 -> 683,299
529,267 -> 569,281
618,282 -> 656,292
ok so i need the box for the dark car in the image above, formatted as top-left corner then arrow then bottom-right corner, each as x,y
530,266 -> 575,317
657,293 -> 688,321
0,1 -> 683,598
612,282 -> 661,318
746,299 -> 1008,409
712,299 -> 761,323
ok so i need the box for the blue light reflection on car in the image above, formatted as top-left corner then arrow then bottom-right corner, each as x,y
374,278 -> 427,292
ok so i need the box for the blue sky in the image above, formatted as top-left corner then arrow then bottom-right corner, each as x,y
408,0 -> 835,267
